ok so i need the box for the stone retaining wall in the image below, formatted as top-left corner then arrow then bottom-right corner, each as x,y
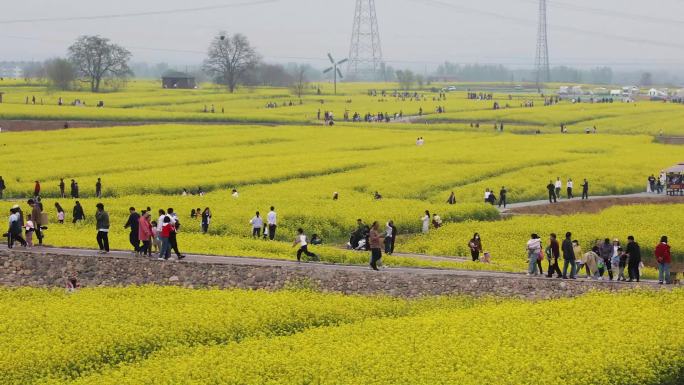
0,250 -> 663,298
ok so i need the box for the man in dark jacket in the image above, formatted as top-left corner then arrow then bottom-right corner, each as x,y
546,181 -> 557,203
626,235 -> 641,282
547,233 -> 562,278
95,203 -> 110,253
95,178 -> 102,198
581,179 -> 589,200
124,207 -> 140,254
72,201 -> 85,223
59,178 -> 65,198
562,232 -> 576,279
70,179 -> 77,198
599,238 -> 614,280
499,186 -> 507,208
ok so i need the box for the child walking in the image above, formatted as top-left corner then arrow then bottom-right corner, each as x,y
25,214 -> 35,247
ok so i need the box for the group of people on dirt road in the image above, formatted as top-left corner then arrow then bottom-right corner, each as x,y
0,177 -> 102,199
547,177 -> 589,203
526,232 -> 673,284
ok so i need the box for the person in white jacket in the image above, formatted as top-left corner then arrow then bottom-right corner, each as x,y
526,234 -> 542,275
250,212 -> 264,238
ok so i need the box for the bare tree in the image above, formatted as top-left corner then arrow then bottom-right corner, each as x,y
68,35 -> 132,92
45,58 -> 76,90
289,65 -> 308,99
203,33 -> 260,93
396,70 -> 415,90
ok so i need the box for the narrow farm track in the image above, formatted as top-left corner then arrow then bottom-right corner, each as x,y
499,192 -> 682,214
0,244 -> 660,285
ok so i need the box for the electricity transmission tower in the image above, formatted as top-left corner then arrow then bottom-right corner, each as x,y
347,0 -> 384,80
535,0 -> 551,89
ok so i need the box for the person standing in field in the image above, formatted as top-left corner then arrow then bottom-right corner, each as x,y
0,176 -> 6,199
27,199 -> 43,246
546,233 -> 562,278
499,186 -> 507,208
599,238 -> 614,280
655,236 -> 671,284
33,181 -> 41,198
562,232 -> 576,279
554,177 -> 561,199
369,221 -> 384,271
138,211 -> 153,257
565,178 -> 573,199
201,207 -> 211,234
546,181 -> 557,203
626,235 -> 641,282
250,211 -> 263,238
526,234 -> 542,276
469,233 -> 483,261
55,202 -> 65,224
581,179 -> 589,200
95,203 -> 110,254
124,207 -> 141,255
72,201 -> 85,223
446,191 -> 456,205
421,210 -> 431,234
95,178 -> 102,198
59,178 -> 66,198
267,206 -> 277,240
70,180 -> 79,199
292,228 -> 318,262
384,220 -> 396,255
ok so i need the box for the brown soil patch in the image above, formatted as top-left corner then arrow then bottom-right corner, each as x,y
0,120 -> 150,132
508,196 -> 683,215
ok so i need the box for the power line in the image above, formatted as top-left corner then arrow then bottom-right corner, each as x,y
0,0 -> 278,25
405,0 -> 684,51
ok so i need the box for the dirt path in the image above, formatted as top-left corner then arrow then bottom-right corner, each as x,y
500,193 -> 682,215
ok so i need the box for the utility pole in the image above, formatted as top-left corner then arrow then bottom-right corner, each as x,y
347,0 -> 384,80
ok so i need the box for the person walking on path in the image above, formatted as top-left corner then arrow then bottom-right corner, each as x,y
554,178 -> 562,199
201,207 -> 211,234
421,210 -> 430,234
124,207 -> 141,254
562,232 -> 577,279
582,246 -> 600,279
369,221 -> 384,271
626,235 -> 641,282
648,175 -> 656,193
158,216 -> 174,260
546,181 -> 557,203
292,228 -> 318,262
581,179 -> 589,200
267,207 -> 277,240
250,211 -> 263,237
28,199 -> 43,246
655,236 -> 671,284
469,233 -> 483,261
526,234 -> 542,276
617,247 -> 627,281
7,207 -> 26,248
599,238 -> 614,280
138,212 -> 153,257
95,203 -> 110,254
499,186 -> 507,208
59,178 -> 65,198
546,233 -> 562,278
166,208 -> 185,260
384,220 -> 396,255
566,178 -> 574,199
0,176 -> 5,199
72,201 -> 85,223
95,178 -> 102,198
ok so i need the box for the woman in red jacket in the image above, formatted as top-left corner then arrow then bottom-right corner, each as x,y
655,236 -> 671,284
138,212 -> 154,257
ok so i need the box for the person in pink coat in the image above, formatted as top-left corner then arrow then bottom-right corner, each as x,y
138,212 -> 154,257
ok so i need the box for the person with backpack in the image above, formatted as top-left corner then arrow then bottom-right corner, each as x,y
95,203 -> 110,254
626,235 -> 641,282
655,236 -> 671,284
72,201 -> 85,223
292,228 -> 318,262
546,233 -> 562,278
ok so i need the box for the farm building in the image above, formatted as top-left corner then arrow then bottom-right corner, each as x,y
161,71 -> 196,89
648,88 -> 668,100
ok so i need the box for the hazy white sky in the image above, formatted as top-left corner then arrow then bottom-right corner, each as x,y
2,0 -> 684,70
